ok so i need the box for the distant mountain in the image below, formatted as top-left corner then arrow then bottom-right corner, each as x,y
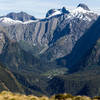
4,11 -> 37,22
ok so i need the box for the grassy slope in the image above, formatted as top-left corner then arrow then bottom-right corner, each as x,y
0,91 -> 99,100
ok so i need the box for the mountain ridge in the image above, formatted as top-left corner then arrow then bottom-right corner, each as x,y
0,3 -> 100,97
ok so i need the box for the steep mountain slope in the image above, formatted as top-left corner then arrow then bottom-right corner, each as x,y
47,16 -> 100,97
0,31 -> 61,73
0,62 -> 25,93
0,29 -> 65,96
47,71 -> 100,97
57,16 -> 100,72
0,32 -> 5,54
69,16 -> 100,72
0,4 -> 97,60
0,62 -> 46,96
41,4 -> 98,60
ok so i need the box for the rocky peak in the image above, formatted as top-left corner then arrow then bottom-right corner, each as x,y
46,9 -> 57,17
46,7 -> 70,17
77,3 -> 90,11
6,11 -> 36,22
61,7 -> 70,14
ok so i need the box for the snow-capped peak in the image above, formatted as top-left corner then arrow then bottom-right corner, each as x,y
67,6 -> 96,21
46,9 -> 61,18
46,7 -> 69,18
66,3 -> 97,21
45,3 -> 95,20
0,4 -> 97,25
0,17 -> 38,25
77,3 -> 90,11
46,5 -> 96,22
71,7 -> 91,14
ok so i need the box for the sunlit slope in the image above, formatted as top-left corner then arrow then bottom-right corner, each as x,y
0,91 -> 99,100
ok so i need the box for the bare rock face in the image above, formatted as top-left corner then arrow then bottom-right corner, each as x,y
0,4 -> 98,60
0,32 -> 5,54
0,4 -> 98,62
62,7 -> 70,14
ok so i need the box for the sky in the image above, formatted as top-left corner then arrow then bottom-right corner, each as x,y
0,0 -> 100,18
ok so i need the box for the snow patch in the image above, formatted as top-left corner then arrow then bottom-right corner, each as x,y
46,7 -> 95,22
47,10 -> 62,18
0,17 -> 38,25
23,20 -> 38,24
0,17 -> 22,24
0,7 -> 97,25
67,7 -> 94,21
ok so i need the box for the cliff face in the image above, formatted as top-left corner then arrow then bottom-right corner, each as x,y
0,5 -> 97,60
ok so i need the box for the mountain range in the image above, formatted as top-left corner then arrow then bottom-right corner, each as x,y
0,3 -> 100,97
